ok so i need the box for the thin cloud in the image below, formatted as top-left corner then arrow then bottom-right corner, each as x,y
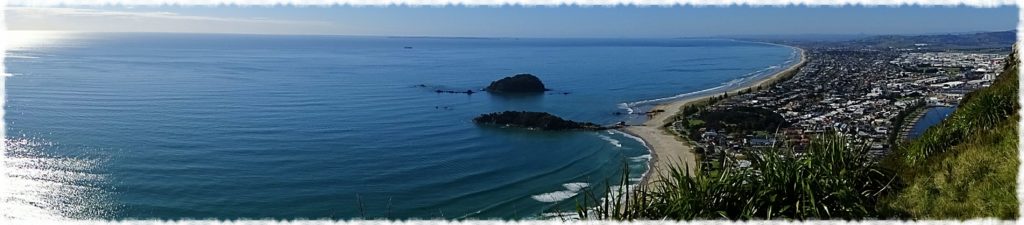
9,7 -> 326,25
6,7 -> 338,34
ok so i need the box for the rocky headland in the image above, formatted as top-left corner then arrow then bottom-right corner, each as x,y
484,74 -> 549,93
473,111 -> 608,131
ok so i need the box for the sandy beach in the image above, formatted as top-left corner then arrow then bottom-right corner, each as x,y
622,46 -> 807,186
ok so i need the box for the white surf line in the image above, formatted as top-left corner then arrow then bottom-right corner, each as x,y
622,43 -> 799,110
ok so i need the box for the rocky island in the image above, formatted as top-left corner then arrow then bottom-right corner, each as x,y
484,74 -> 549,93
473,111 -> 607,131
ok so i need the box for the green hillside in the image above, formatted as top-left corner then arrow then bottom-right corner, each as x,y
882,48 -> 1019,219
578,49 -> 1019,220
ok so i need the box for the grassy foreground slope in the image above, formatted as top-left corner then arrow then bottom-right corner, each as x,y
883,48 -> 1019,219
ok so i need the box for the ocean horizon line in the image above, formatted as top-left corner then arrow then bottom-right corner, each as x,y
8,29 -> 1015,40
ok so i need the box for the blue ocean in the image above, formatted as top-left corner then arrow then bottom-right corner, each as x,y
3,32 -> 797,219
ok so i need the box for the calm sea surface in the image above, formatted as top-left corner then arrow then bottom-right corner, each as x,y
908,106 -> 957,139
3,32 -> 796,219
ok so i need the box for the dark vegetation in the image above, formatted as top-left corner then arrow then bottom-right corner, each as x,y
484,74 -> 549,93
577,134 -> 894,220
473,111 -> 606,131
685,106 -> 789,134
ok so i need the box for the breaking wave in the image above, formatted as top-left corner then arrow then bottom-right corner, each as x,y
597,134 -> 621,148
613,130 -> 647,147
629,154 -> 652,163
531,182 -> 591,203
562,182 -> 590,192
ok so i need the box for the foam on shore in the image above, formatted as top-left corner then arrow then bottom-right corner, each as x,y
622,62 -> 788,109
613,130 -> 647,145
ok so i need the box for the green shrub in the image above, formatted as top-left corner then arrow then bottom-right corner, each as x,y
578,134 -> 895,220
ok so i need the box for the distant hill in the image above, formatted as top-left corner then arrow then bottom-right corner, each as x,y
850,30 -> 1015,51
730,31 -> 1014,52
721,33 -> 873,42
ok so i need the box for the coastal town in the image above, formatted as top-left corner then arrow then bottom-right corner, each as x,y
662,44 -> 1009,171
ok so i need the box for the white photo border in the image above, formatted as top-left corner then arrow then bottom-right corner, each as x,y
1,0 -> 1021,224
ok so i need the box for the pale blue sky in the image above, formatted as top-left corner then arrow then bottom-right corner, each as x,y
6,5 -> 1018,38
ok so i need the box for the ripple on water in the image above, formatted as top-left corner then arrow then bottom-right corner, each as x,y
1,137 -> 114,219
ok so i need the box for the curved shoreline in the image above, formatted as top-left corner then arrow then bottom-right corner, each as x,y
897,106 -> 929,140
621,45 -> 807,186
